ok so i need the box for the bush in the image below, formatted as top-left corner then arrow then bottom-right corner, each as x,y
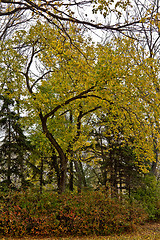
0,189 -> 148,237
131,174 -> 160,220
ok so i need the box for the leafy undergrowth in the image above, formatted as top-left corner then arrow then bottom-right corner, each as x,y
0,190 -> 158,238
1,222 -> 160,240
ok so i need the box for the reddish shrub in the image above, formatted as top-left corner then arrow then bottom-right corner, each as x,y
0,190 -> 148,237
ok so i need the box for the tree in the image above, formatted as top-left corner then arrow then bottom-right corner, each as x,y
123,0 -> 160,58
77,37 -> 160,195
0,0 -> 142,35
0,93 -> 31,189
9,21 -> 102,193
0,38 -> 31,189
1,18 -> 160,193
128,0 -> 160,176
85,112 -> 144,196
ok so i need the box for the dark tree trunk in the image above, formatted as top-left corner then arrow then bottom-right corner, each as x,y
39,112 -> 68,193
151,137 -> 158,176
69,160 -> 74,191
100,160 -> 108,189
79,160 -> 87,188
59,161 -> 67,193
74,160 -> 82,193
7,116 -> 11,187
51,149 -> 61,190
40,157 -> 43,194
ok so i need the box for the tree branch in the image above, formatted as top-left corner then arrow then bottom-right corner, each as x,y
44,86 -> 96,120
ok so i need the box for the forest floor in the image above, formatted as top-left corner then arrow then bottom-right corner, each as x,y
1,222 -> 160,240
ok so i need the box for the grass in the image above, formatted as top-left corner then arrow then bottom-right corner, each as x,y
1,222 -> 160,240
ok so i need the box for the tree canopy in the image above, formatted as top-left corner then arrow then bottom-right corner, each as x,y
0,0 -> 160,193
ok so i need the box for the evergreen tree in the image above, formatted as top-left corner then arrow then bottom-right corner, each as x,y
0,93 -> 31,189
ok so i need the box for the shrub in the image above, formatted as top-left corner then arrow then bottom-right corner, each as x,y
0,189 -> 148,237
131,174 -> 160,220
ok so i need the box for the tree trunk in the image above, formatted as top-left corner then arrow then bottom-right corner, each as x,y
59,167 -> 67,193
151,136 -> 158,176
74,160 -> 82,193
69,160 -> 74,191
51,149 -> 61,190
7,116 -> 11,187
40,157 -> 43,194
40,113 -> 67,193
79,160 -> 87,188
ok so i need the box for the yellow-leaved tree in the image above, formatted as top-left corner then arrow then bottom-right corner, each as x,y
1,20 -> 159,192
14,22 -> 102,193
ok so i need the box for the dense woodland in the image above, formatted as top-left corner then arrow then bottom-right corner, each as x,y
0,0 -> 160,237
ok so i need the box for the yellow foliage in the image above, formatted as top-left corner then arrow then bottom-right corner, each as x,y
1,21 -> 159,174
